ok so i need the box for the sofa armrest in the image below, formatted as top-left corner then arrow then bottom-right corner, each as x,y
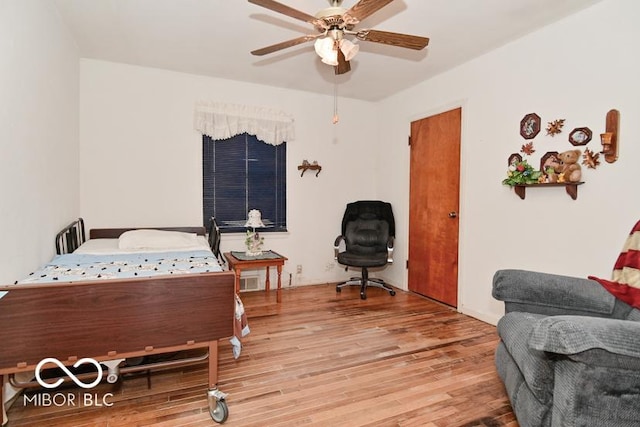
530,315 -> 640,368
493,269 -> 619,317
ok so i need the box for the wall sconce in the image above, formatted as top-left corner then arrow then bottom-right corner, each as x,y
600,132 -> 613,154
601,109 -> 620,163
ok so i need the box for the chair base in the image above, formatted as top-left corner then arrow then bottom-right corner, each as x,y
336,268 -> 396,300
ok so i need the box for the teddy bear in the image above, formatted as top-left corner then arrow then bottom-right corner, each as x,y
556,149 -> 582,183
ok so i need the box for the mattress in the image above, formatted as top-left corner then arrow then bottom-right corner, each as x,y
16,233 -> 222,285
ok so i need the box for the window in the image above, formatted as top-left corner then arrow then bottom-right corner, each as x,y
202,133 -> 286,233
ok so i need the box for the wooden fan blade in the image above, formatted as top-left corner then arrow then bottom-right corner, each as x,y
251,35 -> 316,56
248,0 -> 317,24
357,29 -> 429,50
334,48 -> 351,75
345,0 -> 393,22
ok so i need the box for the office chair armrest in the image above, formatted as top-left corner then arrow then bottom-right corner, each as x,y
387,236 -> 394,263
334,235 -> 345,260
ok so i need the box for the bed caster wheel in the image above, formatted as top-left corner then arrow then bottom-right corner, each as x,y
102,359 -> 124,384
210,399 -> 229,423
360,292 -> 367,300
208,389 -> 229,424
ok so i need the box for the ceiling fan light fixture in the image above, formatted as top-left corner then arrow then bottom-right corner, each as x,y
321,51 -> 338,66
314,37 -> 338,65
313,37 -> 332,56
322,58 -> 339,66
314,36 -> 358,66
339,39 -> 359,61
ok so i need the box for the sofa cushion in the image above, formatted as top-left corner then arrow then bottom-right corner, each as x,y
497,312 -> 554,404
627,308 -> 640,321
529,315 -> 640,360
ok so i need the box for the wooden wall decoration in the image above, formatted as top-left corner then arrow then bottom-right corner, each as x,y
520,113 -> 541,139
602,109 -> 620,163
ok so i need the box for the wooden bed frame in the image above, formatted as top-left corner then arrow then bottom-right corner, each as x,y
0,219 -> 235,424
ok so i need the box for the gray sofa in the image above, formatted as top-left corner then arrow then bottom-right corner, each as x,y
492,269 -> 640,427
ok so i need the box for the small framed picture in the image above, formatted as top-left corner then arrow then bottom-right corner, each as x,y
520,113 -> 541,139
568,127 -> 592,146
540,151 -> 559,172
508,153 -> 522,166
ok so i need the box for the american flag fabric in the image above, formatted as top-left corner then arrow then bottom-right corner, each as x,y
589,220 -> 640,308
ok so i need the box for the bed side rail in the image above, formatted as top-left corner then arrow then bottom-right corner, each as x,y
0,271 -> 235,373
55,218 -> 86,255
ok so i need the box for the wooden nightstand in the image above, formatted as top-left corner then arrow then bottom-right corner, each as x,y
224,251 -> 288,303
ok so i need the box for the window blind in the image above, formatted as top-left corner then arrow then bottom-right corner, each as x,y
203,133 -> 287,233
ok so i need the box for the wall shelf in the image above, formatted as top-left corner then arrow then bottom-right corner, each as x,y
297,164 -> 321,177
513,182 -> 584,200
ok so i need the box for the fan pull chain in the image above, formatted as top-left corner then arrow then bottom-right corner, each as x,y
332,78 -> 339,124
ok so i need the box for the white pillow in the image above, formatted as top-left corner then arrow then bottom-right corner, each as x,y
118,229 -> 199,250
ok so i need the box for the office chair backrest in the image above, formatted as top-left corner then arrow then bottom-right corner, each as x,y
345,218 -> 389,255
341,201 -> 395,235
341,201 -> 395,255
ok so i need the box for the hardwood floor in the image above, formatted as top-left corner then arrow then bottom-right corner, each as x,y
6,284 -> 517,426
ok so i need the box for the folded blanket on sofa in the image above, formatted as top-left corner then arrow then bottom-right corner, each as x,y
589,220 -> 640,309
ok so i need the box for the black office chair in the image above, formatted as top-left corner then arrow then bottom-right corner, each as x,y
334,201 -> 396,300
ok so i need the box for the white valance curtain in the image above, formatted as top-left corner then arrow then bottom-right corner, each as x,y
194,102 -> 295,146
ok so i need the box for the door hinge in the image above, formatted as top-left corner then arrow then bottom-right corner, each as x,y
406,259 -> 409,269
408,135 -> 411,146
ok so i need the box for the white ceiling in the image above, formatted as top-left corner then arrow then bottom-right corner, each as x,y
53,0 -> 603,101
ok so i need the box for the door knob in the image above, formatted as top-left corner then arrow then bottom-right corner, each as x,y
448,211 -> 457,218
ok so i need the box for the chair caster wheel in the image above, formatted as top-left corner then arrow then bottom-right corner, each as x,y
360,292 -> 367,300
390,290 -> 396,296
336,286 -> 342,293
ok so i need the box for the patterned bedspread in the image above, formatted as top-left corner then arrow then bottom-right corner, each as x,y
17,250 -> 223,284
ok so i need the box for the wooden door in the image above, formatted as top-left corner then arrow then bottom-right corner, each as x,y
408,108 -> 461,307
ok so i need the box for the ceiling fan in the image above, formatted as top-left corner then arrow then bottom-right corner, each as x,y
248,0 -> 430,75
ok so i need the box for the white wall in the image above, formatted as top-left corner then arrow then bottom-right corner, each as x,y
377,0 -> 640,324
0,0 -> 80,284
79,60 -> 380,285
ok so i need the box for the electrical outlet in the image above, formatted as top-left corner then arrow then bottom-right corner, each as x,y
296,265 -> 302,274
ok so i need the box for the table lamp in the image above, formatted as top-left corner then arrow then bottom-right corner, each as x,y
244,209 -> 265,256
